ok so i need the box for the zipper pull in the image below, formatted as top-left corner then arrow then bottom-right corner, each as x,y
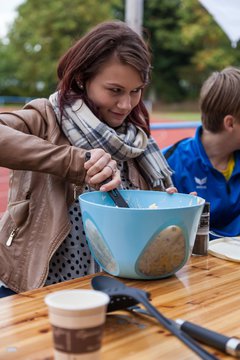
6,228 -> 18,247
73,185 -> 77,200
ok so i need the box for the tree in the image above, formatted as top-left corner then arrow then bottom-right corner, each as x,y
177,0 -> 240,99
0,40 -> 21,96
143,0 -> 240,102
143,0 -> 193,102
1,0 -> 240,103
0,0 -> 121,97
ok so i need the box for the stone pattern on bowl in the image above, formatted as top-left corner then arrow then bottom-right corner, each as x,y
136,225 -> 187,277
85,219 -> 119,275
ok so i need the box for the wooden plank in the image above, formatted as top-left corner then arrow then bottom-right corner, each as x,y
0,256 -> 238,359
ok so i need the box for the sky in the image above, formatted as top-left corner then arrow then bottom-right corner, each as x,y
0,0 -> 24,38
199,0 -> 240,47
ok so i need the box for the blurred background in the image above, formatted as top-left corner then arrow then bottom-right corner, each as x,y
1,0 -> 240,108
1,0 -> 240,215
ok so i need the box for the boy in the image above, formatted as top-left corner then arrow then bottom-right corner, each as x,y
163,67 -> 240,238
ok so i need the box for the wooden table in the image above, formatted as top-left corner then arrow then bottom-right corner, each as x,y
0,255 -> 240,360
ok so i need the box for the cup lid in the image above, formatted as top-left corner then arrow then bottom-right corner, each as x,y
44,289 -> 110,310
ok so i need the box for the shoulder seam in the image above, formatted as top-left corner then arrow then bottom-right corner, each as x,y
164,137 -> 190,159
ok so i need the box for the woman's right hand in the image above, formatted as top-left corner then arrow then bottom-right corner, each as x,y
84,149 -> 121,191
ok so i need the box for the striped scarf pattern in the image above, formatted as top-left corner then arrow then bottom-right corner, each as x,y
49,92 -> 173,189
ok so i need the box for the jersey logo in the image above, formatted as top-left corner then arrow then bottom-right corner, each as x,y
194,177 -> 207,189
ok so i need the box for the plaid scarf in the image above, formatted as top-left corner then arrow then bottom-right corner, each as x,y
49,92 -> 173,189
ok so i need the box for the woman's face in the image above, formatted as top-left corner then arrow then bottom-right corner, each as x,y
85,57 -> 144,128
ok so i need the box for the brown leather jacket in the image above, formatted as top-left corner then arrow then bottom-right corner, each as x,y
0,99 -> 149,292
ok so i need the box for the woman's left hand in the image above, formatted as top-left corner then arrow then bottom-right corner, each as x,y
166,186 -> 178,194
166,187 -> 198,196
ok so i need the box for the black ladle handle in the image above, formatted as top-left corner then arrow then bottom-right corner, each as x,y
104,187 -> 129,208
85,151 -> 129,208
91,275 -> 217,359
128,307 -> 239,357
176,319 -> 240,358
133,291 -> 219,360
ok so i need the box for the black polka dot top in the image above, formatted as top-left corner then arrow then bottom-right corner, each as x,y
45,161 -> 138,286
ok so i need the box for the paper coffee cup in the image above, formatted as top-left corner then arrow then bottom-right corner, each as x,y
45,289 -> 110,360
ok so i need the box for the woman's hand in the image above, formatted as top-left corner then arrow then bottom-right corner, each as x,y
84,149 -> 121,191
166,187 -> 198,196
166,186 -> 178,194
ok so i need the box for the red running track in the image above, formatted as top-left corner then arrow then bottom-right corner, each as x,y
0,127 -> 195,217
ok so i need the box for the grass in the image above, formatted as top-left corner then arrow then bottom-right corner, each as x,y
152,112 -> 200,122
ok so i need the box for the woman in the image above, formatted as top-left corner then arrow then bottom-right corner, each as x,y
0,20 -> 173,297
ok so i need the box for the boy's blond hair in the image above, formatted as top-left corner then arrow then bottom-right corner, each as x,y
200,67 -> 240,132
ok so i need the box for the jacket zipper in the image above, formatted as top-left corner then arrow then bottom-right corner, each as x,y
6,227 -> 18,247
73,184 -> 77,200
74,184 -> 82,200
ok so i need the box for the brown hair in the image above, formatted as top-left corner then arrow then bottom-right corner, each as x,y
57,21 -> 152,135
200,67 -> 240,132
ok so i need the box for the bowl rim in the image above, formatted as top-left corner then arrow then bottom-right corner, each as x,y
79,190 -> 205,210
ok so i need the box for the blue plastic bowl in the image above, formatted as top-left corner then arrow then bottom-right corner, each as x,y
79,190 -> 205,280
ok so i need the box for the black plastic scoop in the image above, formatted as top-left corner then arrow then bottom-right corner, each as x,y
92,275 -> 218,360
85,152 -> 129,208
92,274 -> 151,312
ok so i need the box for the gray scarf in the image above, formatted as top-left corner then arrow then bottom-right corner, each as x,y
49,92 -> 173,189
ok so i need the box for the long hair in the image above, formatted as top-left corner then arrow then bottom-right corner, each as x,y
57,21 -> 152,135
200,67 -> 240,132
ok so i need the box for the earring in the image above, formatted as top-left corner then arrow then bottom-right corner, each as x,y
77,81 -> 84,90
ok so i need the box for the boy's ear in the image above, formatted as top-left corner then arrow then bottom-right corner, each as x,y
223,115 -> 235,130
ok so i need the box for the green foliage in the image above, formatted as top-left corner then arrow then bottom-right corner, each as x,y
177,0 -> 240,99
143,0 -> 193,102
1,0 -> 240,103
143,0 -> 240,102
0,0 -> 122,96
0,41 -> 21,95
